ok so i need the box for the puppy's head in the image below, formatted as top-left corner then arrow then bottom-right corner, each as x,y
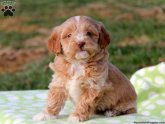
48,16 -> 110,61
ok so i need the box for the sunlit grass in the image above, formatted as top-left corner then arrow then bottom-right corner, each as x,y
0,0 -> 164,90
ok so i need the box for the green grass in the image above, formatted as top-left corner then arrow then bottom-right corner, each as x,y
119,0 -> 165,8
109,45 -> 165,77
0,0 -> 165,90
0,55 -> 53,90
102,19 -> 165,43
0,31 -> 39,47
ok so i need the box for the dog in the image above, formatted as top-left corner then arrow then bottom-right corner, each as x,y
33,16 -> 137,122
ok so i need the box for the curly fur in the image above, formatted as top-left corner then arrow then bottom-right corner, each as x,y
33,16 -> 137,122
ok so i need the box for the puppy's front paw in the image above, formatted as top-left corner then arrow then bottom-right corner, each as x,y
68,114 -> 89,122
68,115 -> 80,122
33,112 -> 57,121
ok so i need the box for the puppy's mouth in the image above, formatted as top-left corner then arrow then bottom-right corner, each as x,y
75,50 -> 89,60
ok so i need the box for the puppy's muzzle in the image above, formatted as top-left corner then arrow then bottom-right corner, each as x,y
77,42 -> 85,49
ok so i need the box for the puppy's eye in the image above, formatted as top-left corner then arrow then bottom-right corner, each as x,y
67,34 -> 72,38
86,32 -> 92,36
64,34 -> 72,39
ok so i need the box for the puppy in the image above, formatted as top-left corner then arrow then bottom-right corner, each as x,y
33,16 -> 137,122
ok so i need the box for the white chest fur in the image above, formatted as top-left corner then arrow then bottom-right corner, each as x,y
67,63 -> 85,103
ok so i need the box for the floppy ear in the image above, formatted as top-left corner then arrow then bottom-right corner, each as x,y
98,23 -> 111,49
48,26 -> 62,54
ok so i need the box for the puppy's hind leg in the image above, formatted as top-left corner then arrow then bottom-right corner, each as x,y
125,107 -> 137,114
104,109 -> 122,117
105,107 -> 137,117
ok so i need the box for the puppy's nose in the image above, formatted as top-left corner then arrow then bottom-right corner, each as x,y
78,42 -> 85,49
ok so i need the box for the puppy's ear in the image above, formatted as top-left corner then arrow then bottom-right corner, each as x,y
98,23 -> 111,49
48,26 -> 62,54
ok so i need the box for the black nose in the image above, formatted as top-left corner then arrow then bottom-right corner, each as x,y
78,42 -> 85,49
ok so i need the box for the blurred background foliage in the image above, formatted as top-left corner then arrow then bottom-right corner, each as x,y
0,0 -> 165,90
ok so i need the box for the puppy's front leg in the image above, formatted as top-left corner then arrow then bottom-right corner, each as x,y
33,87 -> 67,121
68,88 -> 99,122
